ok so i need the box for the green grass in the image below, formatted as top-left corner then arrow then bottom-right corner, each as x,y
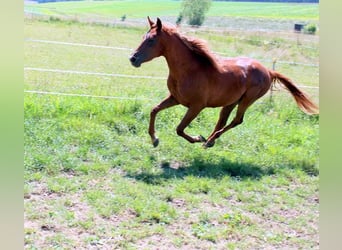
25,0 -> 181,18
24,16 -> 318,249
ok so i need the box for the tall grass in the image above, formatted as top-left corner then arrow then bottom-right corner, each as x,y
25,90 -> 318,177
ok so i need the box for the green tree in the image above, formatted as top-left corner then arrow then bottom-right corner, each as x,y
179,0 -> 212,26
304,23 -> 317,35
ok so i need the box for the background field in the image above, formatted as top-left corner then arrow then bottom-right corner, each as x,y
24,1 -> 319,249
25,0 -> 319,31
24,0 -> 319,19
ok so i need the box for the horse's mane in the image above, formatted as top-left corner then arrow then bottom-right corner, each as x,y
179,35 -> 221,69
164,25 -> 221,70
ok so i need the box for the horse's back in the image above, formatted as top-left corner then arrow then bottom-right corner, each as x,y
221,57 -> 268,73
221,57 -> 272,86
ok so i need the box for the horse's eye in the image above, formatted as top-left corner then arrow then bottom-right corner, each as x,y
147,38 -> 155,46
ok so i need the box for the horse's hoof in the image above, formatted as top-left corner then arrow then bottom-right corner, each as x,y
203,140 -> 215,148
152,138 -> 159,147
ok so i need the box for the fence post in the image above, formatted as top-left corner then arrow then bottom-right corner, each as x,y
270,58 -> 277,103
272,58 -> 277,71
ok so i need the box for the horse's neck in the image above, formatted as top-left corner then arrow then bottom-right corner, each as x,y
163,36 -> 199,78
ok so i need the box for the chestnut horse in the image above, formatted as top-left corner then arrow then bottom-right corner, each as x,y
129,17 -> 318,148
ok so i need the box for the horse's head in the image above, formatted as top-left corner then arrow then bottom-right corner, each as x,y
130,17 -> 164,67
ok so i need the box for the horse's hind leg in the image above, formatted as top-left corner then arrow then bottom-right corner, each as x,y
204,95 -> 258,148
207,102 -> 238,141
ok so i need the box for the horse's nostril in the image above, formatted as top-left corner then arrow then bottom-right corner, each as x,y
129,54 -> 141,67
130,56 -> 136,63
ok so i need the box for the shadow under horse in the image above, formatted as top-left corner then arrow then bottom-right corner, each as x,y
126,157 -> 273,185
130,17 -> 318,148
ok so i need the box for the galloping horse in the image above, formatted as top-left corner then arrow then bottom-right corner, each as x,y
129,17 -> 318,148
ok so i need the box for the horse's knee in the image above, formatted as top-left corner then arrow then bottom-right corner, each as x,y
150,107 -> 159,116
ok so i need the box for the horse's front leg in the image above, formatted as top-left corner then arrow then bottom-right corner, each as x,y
149,95 -> 178,147
176,106 -> 206,144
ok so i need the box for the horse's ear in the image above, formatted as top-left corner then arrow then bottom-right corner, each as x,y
147,16 -> 154,27
156,17 -> 162,32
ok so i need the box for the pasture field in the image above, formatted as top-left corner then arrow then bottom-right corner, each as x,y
24,10 -> 319,250
25,0 -> 319,31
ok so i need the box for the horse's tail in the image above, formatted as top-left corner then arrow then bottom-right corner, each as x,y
270,70 -> 319,115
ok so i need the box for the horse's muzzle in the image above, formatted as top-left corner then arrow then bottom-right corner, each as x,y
129,54 -> 141,67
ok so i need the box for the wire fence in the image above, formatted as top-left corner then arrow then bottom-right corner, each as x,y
25,30 -> 319,102
24,90 -> 153,101
26,38 -> 319,68
24,11 -> 319,43
26,38 -> 133,51
24,65 -> 318,102
24,66 -> 318,92
24,67 -> 167,80
24,88 -> 318,105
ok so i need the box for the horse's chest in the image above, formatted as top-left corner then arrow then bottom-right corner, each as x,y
167,82 -> 184,103
167,78 -> 176,92
167,79 -> 197,106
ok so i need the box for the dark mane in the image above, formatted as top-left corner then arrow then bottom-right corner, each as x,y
179,34 -> 221,70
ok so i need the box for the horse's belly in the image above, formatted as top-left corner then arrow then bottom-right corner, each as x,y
206,83 -> 246,107
206,97 -> 239,107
